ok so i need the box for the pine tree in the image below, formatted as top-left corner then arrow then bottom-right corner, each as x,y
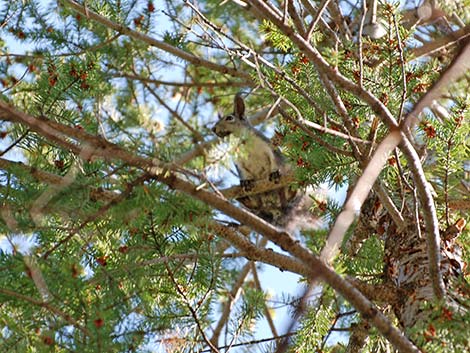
0,1 -> 469,352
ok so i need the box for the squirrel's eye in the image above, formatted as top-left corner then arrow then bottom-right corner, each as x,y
225,115 -> 235,121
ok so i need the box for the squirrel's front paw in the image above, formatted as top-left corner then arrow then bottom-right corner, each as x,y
269,170 -> 281,183
240,179 -> 255,192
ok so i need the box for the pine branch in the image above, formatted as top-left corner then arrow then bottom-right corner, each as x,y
0,157 -> 118,202
345,320 -> 370,353
243,0 -> 445,300
210,259 -> 254,346
206,223 -> 309,276
0,287 -> 91,336
110,72 -> 249,88
157,247 -> 219,352
60,0 -> 253,82
251,261 -> 279,337
0,99 -> 420,353
42,173 -> 150,259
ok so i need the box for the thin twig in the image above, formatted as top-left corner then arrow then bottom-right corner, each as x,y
358,0 -> 366,88
210,261 -> 252,345
309,0 -> 331,35
1,99 -> 420,353
251,261 -> 279,337
287,0 -> 306,37
393,14 -> 407,121
278,107 -> 355,157
0,287 -> 90,336
0,129 -> 29,157
201,332 -> 296,352
110,72 -> 248,87
61,0 -> 253,82
143,80 -> 205,142
410,23 -> 470,61
161,248 -> 220,353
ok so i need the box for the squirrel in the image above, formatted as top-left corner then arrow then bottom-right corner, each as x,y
212,93 -> 315,231
212,93 -> 287,190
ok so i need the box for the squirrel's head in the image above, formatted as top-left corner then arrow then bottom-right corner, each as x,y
212,93 -> 248,138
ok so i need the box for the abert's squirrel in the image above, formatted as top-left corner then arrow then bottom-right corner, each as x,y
212,94 -> 315,231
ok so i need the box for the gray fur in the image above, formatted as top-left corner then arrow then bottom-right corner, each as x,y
212,94 -> 315,230
212,93 -> 287,183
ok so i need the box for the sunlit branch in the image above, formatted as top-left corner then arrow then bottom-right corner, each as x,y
0,99 -> 421,353
61,0 -> 253,82
405,23 -> 470,62
111,72 -> 249,88
243,0 -> 445,300
320,131 -> 402,262
0,287 -> 90,336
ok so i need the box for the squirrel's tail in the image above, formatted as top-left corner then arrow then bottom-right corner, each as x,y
277,190 -> 320,234
237,186 -> 320,233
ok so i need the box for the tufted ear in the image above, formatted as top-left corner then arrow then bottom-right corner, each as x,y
233,93 -> 245,119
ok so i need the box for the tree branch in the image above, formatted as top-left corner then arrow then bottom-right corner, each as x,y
251,261 -> 279,337
409,23 -> 470,61
60,0 -> 253,82
210,259 -> 253,346
406,40 -> 470,127
0,157 -> 118,203
111,72 -> 249,88
320,131 -> 402,262
0,100 -> 420,353
0,287 -> 90,336
243,0 -> 445,300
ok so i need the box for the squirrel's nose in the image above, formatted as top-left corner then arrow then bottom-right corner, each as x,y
211,126 -> 217,133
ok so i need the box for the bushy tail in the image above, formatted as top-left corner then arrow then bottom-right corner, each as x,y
280,193 -> 320,234
237,186 -> 320,233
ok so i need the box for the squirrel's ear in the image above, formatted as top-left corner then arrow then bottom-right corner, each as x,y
234,93 -> 245,119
